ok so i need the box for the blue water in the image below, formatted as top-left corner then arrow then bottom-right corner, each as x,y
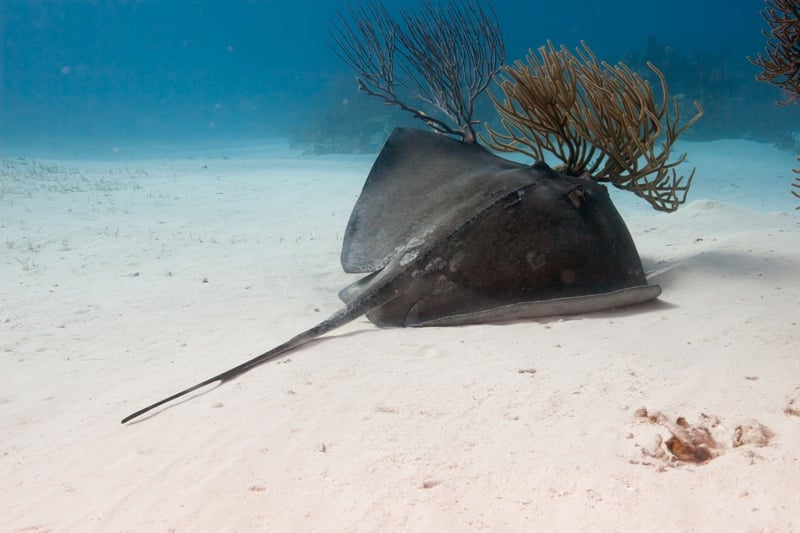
1,0 -> 797,147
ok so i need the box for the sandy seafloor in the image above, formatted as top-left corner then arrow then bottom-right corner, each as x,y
2,134 -> 800,531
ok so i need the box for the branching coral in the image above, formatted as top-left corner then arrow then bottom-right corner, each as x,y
750,0 -> 800,105
484,41 -> 704,212
750,0 -> 800,208
329,0 -> 504,143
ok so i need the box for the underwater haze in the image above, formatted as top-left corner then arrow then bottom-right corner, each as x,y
0,0 -> 797,149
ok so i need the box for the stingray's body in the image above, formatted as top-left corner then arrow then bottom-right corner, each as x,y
121,128 -> 659,423
340,128 -> 658,327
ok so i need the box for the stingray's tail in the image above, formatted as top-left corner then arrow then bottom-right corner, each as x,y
121,306 -> 355,424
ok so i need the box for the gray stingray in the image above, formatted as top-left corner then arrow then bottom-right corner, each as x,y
121,128 -> 660,424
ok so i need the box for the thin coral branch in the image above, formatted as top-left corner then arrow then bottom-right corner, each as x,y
329,1 -> 454,136
484,41 -> 703,212
397,0 -> 504,142
329,1 -> 396,101
329,0 -> 504,143
793,158 -> 800,209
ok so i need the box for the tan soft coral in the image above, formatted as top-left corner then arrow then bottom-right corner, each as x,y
484,41 -> 703,212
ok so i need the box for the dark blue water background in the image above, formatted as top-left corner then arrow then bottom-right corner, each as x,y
0,0 -> 796,147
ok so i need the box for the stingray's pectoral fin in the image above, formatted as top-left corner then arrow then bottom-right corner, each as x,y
121,306 -> 356,424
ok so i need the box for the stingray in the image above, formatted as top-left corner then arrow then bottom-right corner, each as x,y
121,128 -> 660,424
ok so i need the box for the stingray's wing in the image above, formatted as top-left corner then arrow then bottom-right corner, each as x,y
341,127 -> 524,273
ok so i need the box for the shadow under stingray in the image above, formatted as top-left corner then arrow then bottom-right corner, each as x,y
644,248 -> 799,292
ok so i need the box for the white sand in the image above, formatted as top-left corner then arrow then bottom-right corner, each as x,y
2,137 -> 800,531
